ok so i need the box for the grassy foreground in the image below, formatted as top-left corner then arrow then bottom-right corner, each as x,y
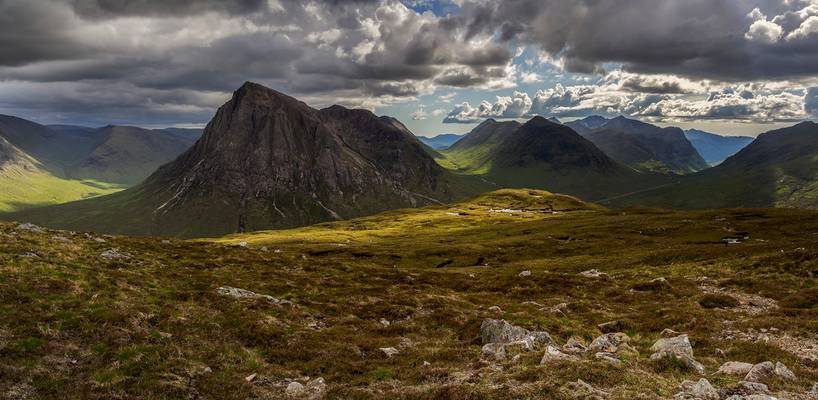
1,189 -> 817,399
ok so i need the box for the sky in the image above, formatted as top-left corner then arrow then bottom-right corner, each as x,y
1,0 -> 818,137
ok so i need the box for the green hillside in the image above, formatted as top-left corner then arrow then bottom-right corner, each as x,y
611,121 -> 818,209
1,189 -> 817,398
438,117 -> 671,202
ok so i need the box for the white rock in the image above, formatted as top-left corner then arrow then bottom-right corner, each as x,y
580,269 -> 609,278
715,361 -> 754,376
380,347 -> 399,358
589,332 -> 630,353
217,286 -> 292,305
674,378 -> 718,400
100,248 -> 130,260
650,334 -> 706,375
774,361 -> 795,380
541,345 -> 577,364
16,223 -> 43,232
487,306 -> 503,313
518,270 -> 531,277
286,381 -> 305,396
245,373 -> 257,382
595,352 -> 621,365
481,343 -> 507,361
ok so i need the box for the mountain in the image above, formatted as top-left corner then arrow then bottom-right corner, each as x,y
0,117 -> 200,210
566,116 -> 709,174
439,117 -> 670,201
611,121 -> 818,209
5,82 -> 477,237
65,125 -> 196,185
418,133 -> 464,150
684,129 -> 754,165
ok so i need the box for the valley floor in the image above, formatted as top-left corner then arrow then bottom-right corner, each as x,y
1,190 -> 817,399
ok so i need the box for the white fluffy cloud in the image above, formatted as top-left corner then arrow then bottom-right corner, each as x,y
444,72 -> 816,123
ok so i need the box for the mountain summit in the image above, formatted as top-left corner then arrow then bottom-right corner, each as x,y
8,82 -> 463,237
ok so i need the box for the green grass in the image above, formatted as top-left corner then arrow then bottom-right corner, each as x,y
0,168 -> 125,212
1,189 -> 817,399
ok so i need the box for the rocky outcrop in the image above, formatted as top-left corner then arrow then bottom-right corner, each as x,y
650,334 -> 706,375
480,319 -> 553,361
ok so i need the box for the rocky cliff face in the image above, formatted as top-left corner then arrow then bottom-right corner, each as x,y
134,82 -> 455,235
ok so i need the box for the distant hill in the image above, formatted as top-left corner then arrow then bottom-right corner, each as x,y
5,82 -> 483,237
439,117 -> 670,201
66,125 -> 196,185
0,116 -> 200,210
566,116 -> 709,174
611,121 -> 818,209
684,129 -> 754,165
418,133 -> 464,150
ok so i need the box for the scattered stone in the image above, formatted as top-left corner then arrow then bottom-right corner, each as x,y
380,347 -> 399,358
238,241 -> 248,247
216,286 -> 292,305
480,319 -> 553,348
422,361 -> 431,367
379,318 -> 390,327
398,337 -> 413,349
580,269 -> 610,279
245,373 -> 257,382
564,379 -> 609,399
305,377 -> 326,398
744,362 -> 775,383
18,252 -> 39,258
589,332 -> 630,353
774,361 -> 795,380
481,343 -> 507,361
52,235 -> 71,243
650,334 -> 706,375
16,223 -> 43,232
720,328 -> 818,361
541,345 -> 577,363
285,381 -> 305,396
715,361 -> 754,376
488,306 -> 503,313
735,381 -> 770,395
562,336 -> 588,354
810,383 -> 818,395
595,352 -> 621,365
597,320 -> 625,333
551,302 -> 569,315
100,248 -> 130,260
518,270 -> 531,277
674,378 -> 719,400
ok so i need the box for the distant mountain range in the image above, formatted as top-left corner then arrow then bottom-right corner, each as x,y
0,115 -> 201,210
684,129 -> 753,165
5,83 -> 818,237
611,122 -> 818,208
6,83 -> 482,237
566,116 -> 708,174
418,133 -> 464,149
436,117 -> 671,202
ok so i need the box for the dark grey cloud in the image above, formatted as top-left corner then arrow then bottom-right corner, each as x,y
67,0 -> 266,18
453,0 -> 818,81
0,1 -> 87,66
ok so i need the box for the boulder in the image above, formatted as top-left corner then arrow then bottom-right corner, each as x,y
306,378 -> 327,398
482,343 -> 507,361
589,332 -> 630,353
488,306 -> 503,313
480,319 -> 553,347
217,286 -> 292,305
774,362 -> 795,380
649,334 -> 705,375
580,269 -> 609,279
744,361 -> 795,383
380,347 -> 399,358
541,345 -> 577,363
519,270 -> 531,277
674,378 -> 719,400
562,336 -> 588,354
286,382 -> 305,396
715,361 -> 754,376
